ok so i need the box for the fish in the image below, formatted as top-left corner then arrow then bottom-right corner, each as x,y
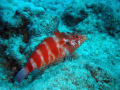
14,30 -> 87,83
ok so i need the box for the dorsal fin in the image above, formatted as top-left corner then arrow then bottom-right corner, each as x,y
53,30 -> 69,39
53,30 -> 60,35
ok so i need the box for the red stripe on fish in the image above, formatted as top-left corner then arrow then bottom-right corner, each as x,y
14,30 -> 87,83
36,43 -> 48,66
46,37 -> 59,61
35,50 -> 45,67
31,51 -> 42,68
43,42 -> 55,64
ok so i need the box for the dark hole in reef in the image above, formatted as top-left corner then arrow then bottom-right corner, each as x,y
62,8 -> 88,27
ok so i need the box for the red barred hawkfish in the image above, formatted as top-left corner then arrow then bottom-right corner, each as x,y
14,30 -> 87,83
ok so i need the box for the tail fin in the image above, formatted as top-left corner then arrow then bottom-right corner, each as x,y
14,67 -> 29,83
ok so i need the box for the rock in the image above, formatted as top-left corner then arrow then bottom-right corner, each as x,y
62,5 -> 88,27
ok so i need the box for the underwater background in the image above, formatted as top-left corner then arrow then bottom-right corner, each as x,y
0,0 -> 120,90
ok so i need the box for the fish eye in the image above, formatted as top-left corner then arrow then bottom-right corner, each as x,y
76,35 -> 78,38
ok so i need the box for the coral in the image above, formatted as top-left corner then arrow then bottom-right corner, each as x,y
29,14 -> 59,38
61,1 -> 120,38
86,2 -> 120,37
85,63 -> 117,89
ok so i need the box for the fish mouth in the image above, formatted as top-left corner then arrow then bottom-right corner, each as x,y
80,35 -> 87,41
83,35 -> 87,41
79,35 -> 87,44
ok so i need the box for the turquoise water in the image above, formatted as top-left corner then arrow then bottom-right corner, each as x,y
0,0 -> 120,89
